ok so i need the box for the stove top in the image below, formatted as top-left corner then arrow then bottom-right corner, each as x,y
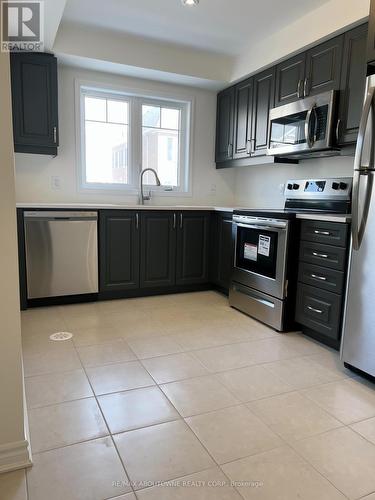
235,177 -> 353,218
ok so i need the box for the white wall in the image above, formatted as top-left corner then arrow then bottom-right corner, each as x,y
15,65 -> 235,206
0,52 -> 30,472
232,0 -> 370,82
234,156 -> 354,208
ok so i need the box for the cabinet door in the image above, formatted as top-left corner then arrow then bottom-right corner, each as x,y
215,87 -> 235,163
337,24 -> 368,145
275,53 -> 306,106
211,213 -> 233,291
251,67 -> 276,156
176,212 -> 210,285
10,52 -> 58,155
305,35 -> 344,97
99,211 -> 140,292
233,78 -> 253,159
140,212 -> 176,288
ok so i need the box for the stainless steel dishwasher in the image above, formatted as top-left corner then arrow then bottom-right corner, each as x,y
24,211 -> 98,299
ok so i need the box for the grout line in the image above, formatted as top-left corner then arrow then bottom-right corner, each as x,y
72,341 -> 138,497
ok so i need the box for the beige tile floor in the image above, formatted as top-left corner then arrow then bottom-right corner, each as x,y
2,290 -> 375,499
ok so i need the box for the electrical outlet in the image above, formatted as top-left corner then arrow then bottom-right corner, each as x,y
279,183 -> 285,194
51,176 -> 61,190
210,183 -> 217,194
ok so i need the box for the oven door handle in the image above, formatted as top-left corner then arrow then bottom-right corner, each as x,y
233,222 -> 288,232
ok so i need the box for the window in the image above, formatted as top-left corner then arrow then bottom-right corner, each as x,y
79,85 -> 191,193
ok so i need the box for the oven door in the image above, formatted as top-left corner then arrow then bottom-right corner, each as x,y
232,219 -> 289,299
267,90 -> 335,156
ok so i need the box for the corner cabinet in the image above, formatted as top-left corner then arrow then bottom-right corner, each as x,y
210,212 -> 233,293
10,52 -> 59,155
99,211 -> 140,292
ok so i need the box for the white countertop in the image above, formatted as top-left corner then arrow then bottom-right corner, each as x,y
16,203 -> 351,222
16,203 -> 234,212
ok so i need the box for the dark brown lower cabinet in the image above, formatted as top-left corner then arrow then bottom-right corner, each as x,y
140,212 -> 176,288
295,220 -> 349,349
210,212 -> 233,292
99,211 -> 140,292
176,212 -> 210,285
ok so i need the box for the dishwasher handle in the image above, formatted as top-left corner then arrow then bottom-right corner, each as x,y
24,211 -> 98,221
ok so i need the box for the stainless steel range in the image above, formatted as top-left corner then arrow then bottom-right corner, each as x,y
229,177 -> 352,331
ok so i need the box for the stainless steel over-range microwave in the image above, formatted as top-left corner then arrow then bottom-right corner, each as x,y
267,90 -> 338,158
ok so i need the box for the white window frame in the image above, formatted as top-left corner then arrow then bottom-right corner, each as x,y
75,79 -> 193,195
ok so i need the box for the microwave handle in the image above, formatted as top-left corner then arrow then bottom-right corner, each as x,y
305,104 -> 316,149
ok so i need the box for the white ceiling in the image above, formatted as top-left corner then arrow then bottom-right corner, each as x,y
62,0 -> 330,56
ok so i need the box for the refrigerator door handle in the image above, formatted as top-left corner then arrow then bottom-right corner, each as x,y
352,170 -> 374,250
352,85 -> 375,251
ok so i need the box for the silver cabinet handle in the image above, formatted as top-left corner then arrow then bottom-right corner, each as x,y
246,139 -> 251,155
304,77 -> 310,97
180,213 -> 183,229
297,79 -> 303,99
227,143 -> 233,158
135,213 -> 139,229
312,251 -> 329,258
311,274 -> 327,281
307,305 -> 323,314
335,118 -> 341,143
53,126 -> 57,143
314,230 -> 331,236
173,213 -> 176,229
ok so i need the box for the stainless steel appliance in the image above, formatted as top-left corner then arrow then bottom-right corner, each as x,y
341,72 -> 375,376
24,211 -> 98,299
229,177 -> 352,331
267,90 -> 338,158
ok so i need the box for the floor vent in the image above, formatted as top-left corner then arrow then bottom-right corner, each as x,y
49,332 -> 73,341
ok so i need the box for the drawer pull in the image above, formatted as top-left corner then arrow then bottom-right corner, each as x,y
307,305 -> 324,314
314,230 -> 331,236
311,273 -> 327,281
312,251 -> 329,259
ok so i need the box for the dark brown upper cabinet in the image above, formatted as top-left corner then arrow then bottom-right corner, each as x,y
251,67 -> 276,156
275,35 -> 343,106
305,35 -> 344,97
233,78 -> 253,159
10,52 -> 58,155
215,87 -> 235,162
275,53 -> 306,106
337,24 -> 368,145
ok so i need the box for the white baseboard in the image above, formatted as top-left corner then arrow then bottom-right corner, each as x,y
0,439 -> 32,473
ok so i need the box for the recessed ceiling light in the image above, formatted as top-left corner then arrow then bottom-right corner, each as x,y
182,0 -> 199,6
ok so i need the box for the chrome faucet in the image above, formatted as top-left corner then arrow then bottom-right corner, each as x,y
139,168 -> 161,205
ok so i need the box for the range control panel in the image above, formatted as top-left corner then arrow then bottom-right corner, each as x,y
284,178 -> 352,200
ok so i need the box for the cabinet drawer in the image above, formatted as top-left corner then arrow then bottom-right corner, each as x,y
299,241 -> 347,271
295,283 -> 342,340
298,262 -> 345,294
300,220 -> 348,247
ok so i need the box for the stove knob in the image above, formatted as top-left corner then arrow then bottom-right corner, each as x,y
332,182 -> 340,190
293,183 -> 299,190
339,182 -> 348,190
287,183 -> 293,190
